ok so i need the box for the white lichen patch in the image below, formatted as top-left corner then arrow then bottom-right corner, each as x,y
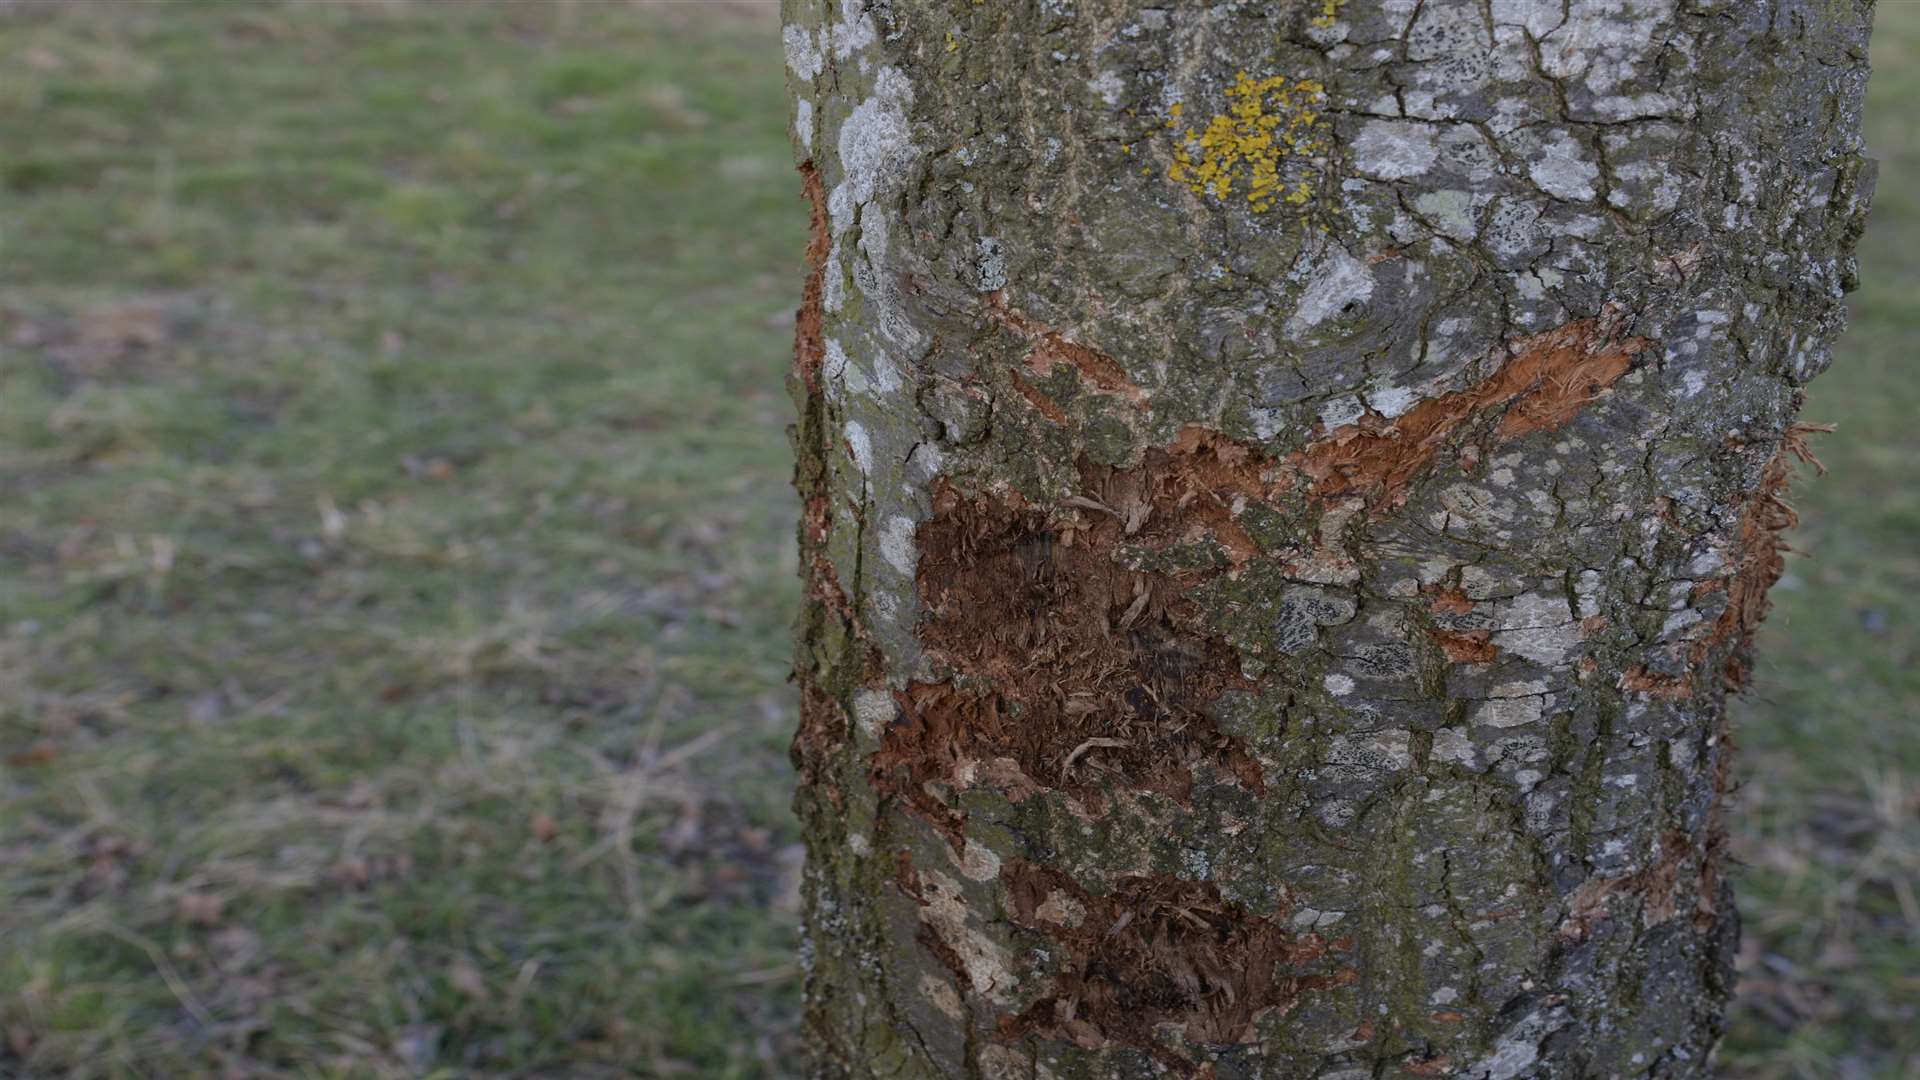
1468,1011 -> 1554,1079
827,0 -> 876,60
1491,0 -> 1564,39
1367,384 -> 1419,418
828,67 -> 917,235
868,589 -> 908,640
1290,907 -> 1347,930
793,98 -> 813,151
1286,246 -> 1375,337
1607,156 -> 1682,215
1473,696 -> 1544,729
844,421 -> 872,475
1536,0 -> 1676,94
822,239 -> 846,313
973,236 -> 1007,291
1316,393 -> 1368,429
853,688 -> 893,741
1660,608 -> 1704,640
867,345 -> 902,394
1412,188 -> 1478,240
1088,70 -> 1124,106
1323,673 -> 1357,697
1318,798 -> 1357,827
783,24 -> 824,82
1432,727 -> 1478,766
958,838 -> 1001,882
823,337 -> 850,387
1490,593 -> 1581,665
880,514 -> 917,576
1350,119 -> 1440,181
909,441 -> 945,483
1527,129 -> 1600,202
1368,730 -> 1414,770
1250,406 -> 1289,440
1514,265 -> 1564,300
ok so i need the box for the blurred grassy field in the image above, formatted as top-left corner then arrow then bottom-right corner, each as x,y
0,2 -> 1911,1078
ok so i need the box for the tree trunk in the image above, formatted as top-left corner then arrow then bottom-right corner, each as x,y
783,1 -> 1874,1076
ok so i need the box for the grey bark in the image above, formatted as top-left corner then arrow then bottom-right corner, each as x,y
783,2 -> 1874,1077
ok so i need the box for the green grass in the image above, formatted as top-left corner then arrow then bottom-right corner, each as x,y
0,2 -> 1911,1078
1716,10 -> 1920,1077
0,3 -> 804,1076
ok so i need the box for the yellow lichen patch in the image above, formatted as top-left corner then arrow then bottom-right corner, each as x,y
1167,71 -> 1330,213
1310,0 -> 1348,30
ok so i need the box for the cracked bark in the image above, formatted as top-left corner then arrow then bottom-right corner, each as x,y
782,1 -> 1874,1077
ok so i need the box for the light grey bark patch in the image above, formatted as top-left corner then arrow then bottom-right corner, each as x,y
1412,188 -> 1478,241
973,237 -> 1007,292
1275,586 -> 1360,656
1491,0 -> 1566,40
828,67 -> 916,234
825,0 -> 876,61
1349,118 -> 1440,181
784,23 -> 824,82
843,420 -> 871,476
1603,123 -> 1687,220
1484,196 -> 1552,268
794,98 -> 814,151
1524,128 -> 1602,202
1285,245 -> 1376,339
880,514 -> 917,577
1536,0 -> 1685,121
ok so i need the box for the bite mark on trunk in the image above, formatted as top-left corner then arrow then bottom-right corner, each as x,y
1617,664 -> 1691,700
870,432 -> 1278,844
1701,426 -> 1821,673
1292,311 -> 1650,512
1593,429 -> 1822,938
987,291 -> 1150,409
790,685 -> 846,800
789,162 -> 857,794
1559,830 -> 1694,941
1008,368 -> 1069,424
999,861 -> 1354,1072
1431,627 -> 1500,664
1692,424 -> 1823,930
794,161 -> 830,394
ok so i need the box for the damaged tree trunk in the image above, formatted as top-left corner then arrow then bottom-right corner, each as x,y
783,2 -> 1873,1077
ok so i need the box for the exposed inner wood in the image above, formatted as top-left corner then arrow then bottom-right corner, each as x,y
1292,312 -> 1651,511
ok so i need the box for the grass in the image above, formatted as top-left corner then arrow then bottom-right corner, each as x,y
0,2 -> 1911,1078
0,3 -> 804,1076
1716,9 -> 1920,1076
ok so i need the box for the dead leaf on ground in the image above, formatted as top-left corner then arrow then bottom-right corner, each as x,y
177,891 -> 225,927
5,739 -> 58,767
32,299 -> 189,381
531,812 -> 559,843
449,955 -> 489,1000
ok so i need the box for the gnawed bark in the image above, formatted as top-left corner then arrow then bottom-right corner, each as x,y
784,1 -> 1873,1076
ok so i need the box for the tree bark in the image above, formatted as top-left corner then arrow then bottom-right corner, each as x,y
783,2 -> 1874,1077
